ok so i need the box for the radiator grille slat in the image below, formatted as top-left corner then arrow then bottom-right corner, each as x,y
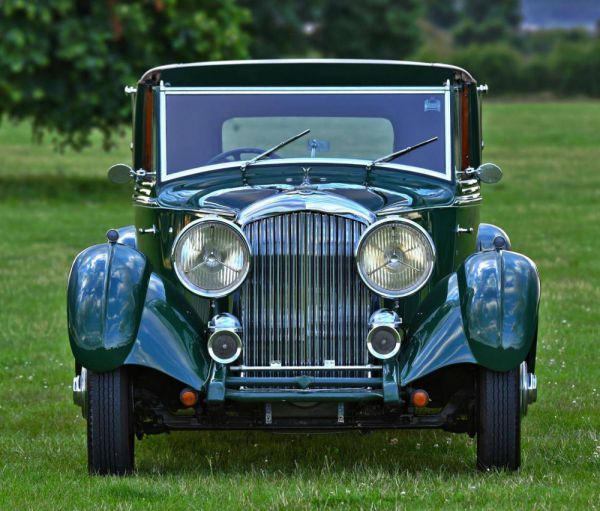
241,212 -> 371,379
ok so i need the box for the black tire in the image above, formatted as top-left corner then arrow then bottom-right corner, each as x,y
87,367 -> 135,475
477,367 -> 521,471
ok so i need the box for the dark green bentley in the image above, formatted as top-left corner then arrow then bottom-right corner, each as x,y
68,60 -> 540,475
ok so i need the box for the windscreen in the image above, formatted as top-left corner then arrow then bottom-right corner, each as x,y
162,90 -> 449,180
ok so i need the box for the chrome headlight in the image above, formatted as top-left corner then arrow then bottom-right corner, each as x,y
356,217 -> 435,298
172,217 -> 251,298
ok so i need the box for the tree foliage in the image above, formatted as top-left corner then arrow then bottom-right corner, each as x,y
450,39 -> 600,97
0,0 -> 250,150
1,0 -> 597,151
242,0 -> 422,60
316,0 -> 422,59
452,0 -> 521,46
423,0 -> 459,29
239,1 -> 312,58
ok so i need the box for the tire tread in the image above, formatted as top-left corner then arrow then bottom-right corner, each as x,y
477,367 -> 521,471
87,368 -> 134,475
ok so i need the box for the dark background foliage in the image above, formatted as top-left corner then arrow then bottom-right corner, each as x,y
0,0 -> 250,149
0,0 -> 598,149
241,0 -> 422,59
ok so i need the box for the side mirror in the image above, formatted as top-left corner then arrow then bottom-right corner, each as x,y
475,163 -> 503,184
107,163 -> 134,184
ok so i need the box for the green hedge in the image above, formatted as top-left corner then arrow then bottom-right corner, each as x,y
449,40 -> 600,97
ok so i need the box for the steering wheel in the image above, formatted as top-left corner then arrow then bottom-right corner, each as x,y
207,147 -> 282,165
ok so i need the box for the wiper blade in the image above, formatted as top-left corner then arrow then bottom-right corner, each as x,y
241,129 -> 311,170
368,136 -> 438,169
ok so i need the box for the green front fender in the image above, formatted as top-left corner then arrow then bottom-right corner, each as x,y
400,249 -> 540,383
67,242 -> 150,371
458,249 -> 540,371
68,243 -> 210,387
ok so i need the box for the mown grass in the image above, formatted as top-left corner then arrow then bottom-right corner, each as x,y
0,103 -> 599,510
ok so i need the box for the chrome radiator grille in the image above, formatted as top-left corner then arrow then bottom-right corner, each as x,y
240,212 -> 371,375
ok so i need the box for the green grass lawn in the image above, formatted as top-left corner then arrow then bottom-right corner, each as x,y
0,102 -> 599,510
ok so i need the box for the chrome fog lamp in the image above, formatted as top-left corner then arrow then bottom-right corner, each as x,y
172,217 -> 251,298
356,217 -> 435,298
207,313 -> 242,364
366,309 -> 403,360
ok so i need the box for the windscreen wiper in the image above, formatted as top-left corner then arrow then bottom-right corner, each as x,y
367,136 -> 438,170
240,129 -> 311,172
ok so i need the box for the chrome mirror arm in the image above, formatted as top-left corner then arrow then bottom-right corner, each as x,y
133,169 -> 156,182
107,163 -> 155,184
465,163 -> 503,184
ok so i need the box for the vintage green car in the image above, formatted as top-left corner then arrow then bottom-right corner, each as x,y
68,60 -> 540,475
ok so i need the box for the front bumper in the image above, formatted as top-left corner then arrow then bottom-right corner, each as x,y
520,362 -> 537,416
205,362 -> 401,404
72,367 -> 87,417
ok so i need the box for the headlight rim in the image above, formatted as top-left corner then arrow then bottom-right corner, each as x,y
355,216 -> 436,299
171,216 -> 251,298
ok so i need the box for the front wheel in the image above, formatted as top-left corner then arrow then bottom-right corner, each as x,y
87,367 -> 135,475
477,367 -> 521,471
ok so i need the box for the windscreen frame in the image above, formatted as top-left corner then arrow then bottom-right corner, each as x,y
157,83 -> 453,183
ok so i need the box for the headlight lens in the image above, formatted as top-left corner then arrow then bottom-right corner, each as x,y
172,218 -> 251,298
356,218 -> 435,298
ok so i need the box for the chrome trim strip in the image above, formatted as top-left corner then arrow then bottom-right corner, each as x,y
230,365 -> 382,371
132,196 -> 159,207
376,204 -> 453,216
195,207 -> 236,218
140,58 -> 475,83
454,194 -> 482,205
159,158 -> 452,184
444,82 -> 451,182
455,168 -> 482,205
237,190 -> 376,226
164,87 -> 450,94
159,85 -> 167,180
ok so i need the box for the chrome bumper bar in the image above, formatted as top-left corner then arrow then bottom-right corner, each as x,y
520,362 -> 537,416
229,364 -> 382,372
72,367 -> 87,417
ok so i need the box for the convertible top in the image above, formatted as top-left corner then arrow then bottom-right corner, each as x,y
138,59 -> 476,88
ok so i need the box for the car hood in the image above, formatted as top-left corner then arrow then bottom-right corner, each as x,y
156,164 -> 455,220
